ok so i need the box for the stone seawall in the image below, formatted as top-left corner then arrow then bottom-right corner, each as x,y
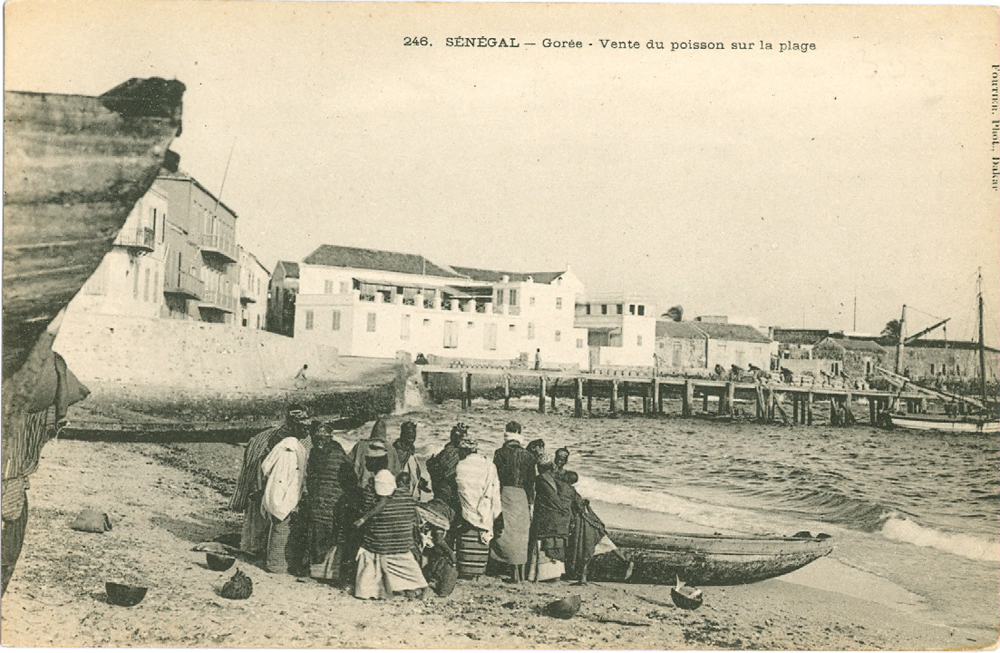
51,313 -> 403,425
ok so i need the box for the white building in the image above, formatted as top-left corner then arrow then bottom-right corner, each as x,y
574,293 -> 658,368
293,245 -> 589,368
70,186 -> 170,319
238,246 -> 270,330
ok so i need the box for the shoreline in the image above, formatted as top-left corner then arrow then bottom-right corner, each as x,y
2,435 -> 996,649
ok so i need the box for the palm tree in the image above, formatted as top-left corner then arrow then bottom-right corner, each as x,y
881,319 -> 901,344
662,305 -> 684,322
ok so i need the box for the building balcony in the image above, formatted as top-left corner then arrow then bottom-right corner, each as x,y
200,233 -> 237,263
200,290 -> 236,313
115,226 -> 155,252
240,288 -> 257,303
164,270 -> 203,300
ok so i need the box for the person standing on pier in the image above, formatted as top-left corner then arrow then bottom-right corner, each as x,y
534,348 -> 542,370
490,421 -> 535,582
230,404 -> 310,559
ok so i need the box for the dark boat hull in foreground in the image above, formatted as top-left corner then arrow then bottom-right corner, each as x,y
588,528 -> 833,586
3,78 -> 184,379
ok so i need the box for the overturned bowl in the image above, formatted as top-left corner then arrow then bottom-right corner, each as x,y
206,553 -> 236,571
106,582 -> 147,607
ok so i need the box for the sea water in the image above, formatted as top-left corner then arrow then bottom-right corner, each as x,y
381,398 -> 998,633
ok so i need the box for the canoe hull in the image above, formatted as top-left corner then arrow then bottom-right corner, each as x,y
888,414 -> 999,434
588,529 -> 833,586
3,79 -> 183,379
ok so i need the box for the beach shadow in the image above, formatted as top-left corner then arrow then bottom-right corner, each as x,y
150,514 -> 231,543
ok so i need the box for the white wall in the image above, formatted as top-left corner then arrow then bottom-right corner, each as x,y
706,339 -> 771,371
294,290 -> 589,367
595,315 -> 657,367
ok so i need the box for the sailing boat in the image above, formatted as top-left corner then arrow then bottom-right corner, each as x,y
881,271 -> 999,433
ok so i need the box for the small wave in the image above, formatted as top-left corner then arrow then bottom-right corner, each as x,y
881,517 -> 999,562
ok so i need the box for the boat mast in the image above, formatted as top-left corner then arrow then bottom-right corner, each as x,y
978,268 -> 987,402
894,305 -> 907,375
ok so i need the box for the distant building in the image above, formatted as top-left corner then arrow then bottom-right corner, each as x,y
73,186 -> 171,319
266,261 -> 300,337
812,337 -> 888,379
575,293 -> 657,368
70,166 -> 240,325
154,170 -> 239,324
770,328 -> 830,361
691,319 -> 772,371
238,247 -> 270,330
655,321 -> 709,370
291,244 -> 588,367
884,338 -> 1000,385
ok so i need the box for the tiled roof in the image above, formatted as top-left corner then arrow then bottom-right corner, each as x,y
450,266 -> 564,285
303,245 -> 464,279
655,321 -> 708,339
277,261 -> 299,278
902,338 -> 1000,353
693,322 -> 772,343
771,328 -> 830,345
818,337 -> 887,353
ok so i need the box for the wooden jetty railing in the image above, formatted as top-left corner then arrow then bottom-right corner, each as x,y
418,365 -> 932,426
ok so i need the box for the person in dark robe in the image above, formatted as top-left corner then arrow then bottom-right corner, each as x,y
489,421 -> 535,582
528,455 -> 573,581
563,471 -> 628,584
393,421 -> 431,499
426,423 -> 467,514
231,404 -> 310,558
348,418 -> 401,491
552,447 -> 571,483
305,423 -> 353,582
526,439 -> 546,466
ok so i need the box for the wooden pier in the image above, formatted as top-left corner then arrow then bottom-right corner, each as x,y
419,365 -> 927,426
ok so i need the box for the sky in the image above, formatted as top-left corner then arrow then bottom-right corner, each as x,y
5,1 -> 999,343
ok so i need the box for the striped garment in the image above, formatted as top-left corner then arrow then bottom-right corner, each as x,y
362,488 -> 417,555
229,425 -> 287,512
1,409 -> 50,521
456,525 -> 490,578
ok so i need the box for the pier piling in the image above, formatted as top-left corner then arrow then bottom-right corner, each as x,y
683,380 -> 693,417
538,376 -> 547,414
575,377 -> 583,418
610,380 -> 619,414
503,375 -> 511,410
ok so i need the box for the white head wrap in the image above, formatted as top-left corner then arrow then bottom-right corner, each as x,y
374,469 -> 396,497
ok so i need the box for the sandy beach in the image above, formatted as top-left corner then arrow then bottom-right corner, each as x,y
2,426 -> 995,650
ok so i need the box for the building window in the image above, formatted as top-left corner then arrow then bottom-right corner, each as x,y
305,310 -> 314,330
617,304 -> 624,315
331,310 -> 341,330
527,323 -> 535,339
941,364 -> 947,375
467,321 -> 475,329
576,338 -> 584,349
637,335 -> 643,346
367,312 -> 377,332
401,314 -> 410,340
629,304 -> 636,315
484,323 -> 497,350
153,271 -> 159,301
718,343 -> 727,354
556,297 -> 563,310
132,262 -> 140,299
423,318 -> 431,327
930,364 -> 935,375
585,304 -> 591,315
638,305 -> 645,316
496,290 -> 504,306
443,320 -> 458,348
601,304 -> 608,315
555,330 -> 562,342
397,286 -> 404,295
529,296 -> 536,306
324,280 -> 334,295
339,281 -> 348,294
509,324 -> 516,332
509,289 -> 518,306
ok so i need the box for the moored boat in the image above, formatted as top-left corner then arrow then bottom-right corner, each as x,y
586,528 -> 833,586
3,77 -> 185,380
887,413 -> 999,434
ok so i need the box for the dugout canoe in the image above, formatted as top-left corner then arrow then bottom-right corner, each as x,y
587,528 -> 833,586
3,78 -> 184,380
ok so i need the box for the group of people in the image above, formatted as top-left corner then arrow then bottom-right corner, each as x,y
229,405 -> 626,601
